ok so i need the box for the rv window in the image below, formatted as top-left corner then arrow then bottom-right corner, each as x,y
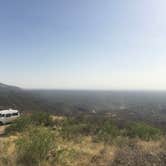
12,113 -> 18,116
0,114 -> 5,117
6,114 -> 11,117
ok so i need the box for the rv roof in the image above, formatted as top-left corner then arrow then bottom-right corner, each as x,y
0,109 -> 18,114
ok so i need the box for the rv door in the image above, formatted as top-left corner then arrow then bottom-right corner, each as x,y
5,113 -> 12,123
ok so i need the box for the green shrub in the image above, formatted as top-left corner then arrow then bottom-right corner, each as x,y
31,112 -> 54,127
5,112 -> 54,135
16,126 -> 55,166
59,117 -> 122,143
95,120 -> 120,143
5,116 -> 32,134
126,122 -> 162,141
60,118 -> 90,140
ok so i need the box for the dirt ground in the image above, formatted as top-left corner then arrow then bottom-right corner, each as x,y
0,125 -> 7,135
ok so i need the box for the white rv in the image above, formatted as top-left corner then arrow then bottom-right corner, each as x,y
0,109 -> 20,125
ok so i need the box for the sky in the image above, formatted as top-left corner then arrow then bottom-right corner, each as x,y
0,0 -> 166,90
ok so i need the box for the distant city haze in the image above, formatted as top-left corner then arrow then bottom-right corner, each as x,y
0,0 -> 166,90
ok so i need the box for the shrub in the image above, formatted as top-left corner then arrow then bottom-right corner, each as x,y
5,112 -> 54,135
59,117 -> 122,143
5,115 -> 32,134
95,120 -> 120,143
16,126 -> 55,166
31,112 -> 54,127
126,122 -> 162,141
60,118 -> 90,140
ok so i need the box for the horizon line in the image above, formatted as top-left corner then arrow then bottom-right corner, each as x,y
2,82 -> 166,91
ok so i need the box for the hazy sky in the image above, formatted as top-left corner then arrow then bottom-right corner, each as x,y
0,0 -> 166,89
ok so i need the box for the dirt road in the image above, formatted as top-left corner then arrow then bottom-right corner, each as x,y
0,126 -> 7,135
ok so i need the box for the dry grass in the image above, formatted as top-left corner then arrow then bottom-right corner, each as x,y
52,135 -> 114,166
0,134 -> 166,166
0,119 -> 165,166
0,135 -> 17,166
137,139 -> 164,153
0,133 -> 118,166
52,115 -> 65,121
111,138 -> 166,166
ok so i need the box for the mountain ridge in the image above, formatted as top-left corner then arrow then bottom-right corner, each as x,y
0,82 -> 43,111
0,82 -> 21,91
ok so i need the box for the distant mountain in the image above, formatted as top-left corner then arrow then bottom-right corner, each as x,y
0,83 -> 93,115
0,83 -> 83,114
0,83 -> 43,112
0,83 -> 21,91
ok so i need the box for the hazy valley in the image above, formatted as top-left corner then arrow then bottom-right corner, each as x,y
0,83 -> 166,130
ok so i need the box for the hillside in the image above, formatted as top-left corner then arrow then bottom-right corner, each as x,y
0,83 -> 166,130
0,113 -> 165,166
0,83 -> 42,112
0,83 -> 165,165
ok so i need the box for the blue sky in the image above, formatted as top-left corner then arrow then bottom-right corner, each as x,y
0,0 -> 166,89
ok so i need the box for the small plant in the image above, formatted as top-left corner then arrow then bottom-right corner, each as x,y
16,126 -> 55,166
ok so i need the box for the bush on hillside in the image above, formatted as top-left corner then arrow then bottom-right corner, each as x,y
5,112 -> 54,135
31,112 -> 54,126
126,122 -> 162,141
60,118 -> 90,140
95,120 -> 120,143
5,116 -> 32,134
59,117 -> 119,140
16,126 -> 55,166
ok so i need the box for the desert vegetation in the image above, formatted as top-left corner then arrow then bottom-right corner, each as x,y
0,112 -> 165,166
